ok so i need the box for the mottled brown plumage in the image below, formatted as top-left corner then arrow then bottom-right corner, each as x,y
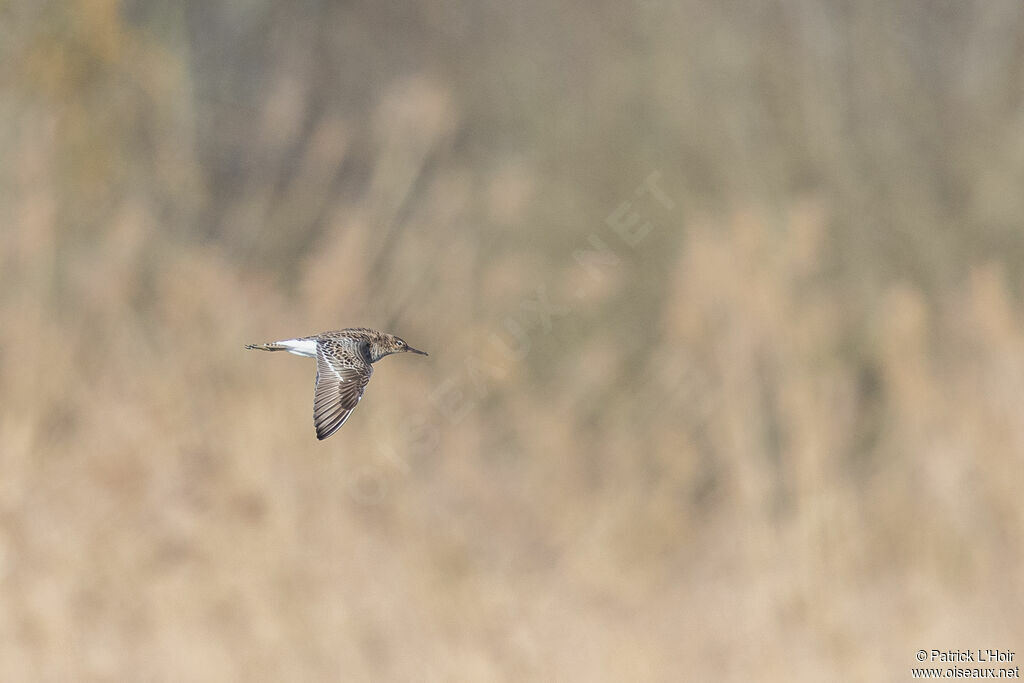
246,328 -> 428,440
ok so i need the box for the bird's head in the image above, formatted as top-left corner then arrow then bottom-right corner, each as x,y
371,333 -> 429,362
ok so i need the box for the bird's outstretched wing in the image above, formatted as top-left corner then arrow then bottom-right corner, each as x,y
313,341 -> 372,440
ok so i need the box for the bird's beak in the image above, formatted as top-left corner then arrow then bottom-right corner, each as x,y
407,346 -> 428,356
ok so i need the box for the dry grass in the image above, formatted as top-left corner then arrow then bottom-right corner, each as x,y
2,1 -> 1024,680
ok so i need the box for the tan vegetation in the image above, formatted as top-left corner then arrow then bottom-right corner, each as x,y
2,1 -> 1024,680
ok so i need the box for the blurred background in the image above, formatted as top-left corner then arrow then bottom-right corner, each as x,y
3,1 -> 1024,680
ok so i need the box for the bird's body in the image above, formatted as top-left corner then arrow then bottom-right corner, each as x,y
246,328 -> 427,440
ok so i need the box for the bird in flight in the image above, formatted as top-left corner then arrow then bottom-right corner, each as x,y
246,328 -> 428,440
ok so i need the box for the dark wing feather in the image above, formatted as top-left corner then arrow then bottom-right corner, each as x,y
313,342 -> 373,440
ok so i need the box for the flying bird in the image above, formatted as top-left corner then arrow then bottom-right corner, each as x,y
246,328 -> 428,440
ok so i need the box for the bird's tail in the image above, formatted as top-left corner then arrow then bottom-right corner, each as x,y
245,342 -> 289,352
